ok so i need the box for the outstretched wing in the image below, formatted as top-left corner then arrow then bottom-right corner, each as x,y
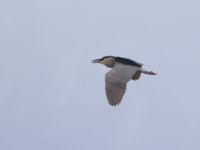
132,70 -> 142,80
105,63 -> 140,106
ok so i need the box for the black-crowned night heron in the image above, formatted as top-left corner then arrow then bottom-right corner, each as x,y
92,56 -> 156,106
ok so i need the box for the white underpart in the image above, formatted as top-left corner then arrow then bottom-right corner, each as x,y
140,68 -> 147,72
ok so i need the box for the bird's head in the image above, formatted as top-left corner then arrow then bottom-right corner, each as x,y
92,56 -> 116,68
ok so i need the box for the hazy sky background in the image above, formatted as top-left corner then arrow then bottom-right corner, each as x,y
0,0 -> 200,150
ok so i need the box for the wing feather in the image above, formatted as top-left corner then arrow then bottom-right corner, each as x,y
105,63 -> 140,106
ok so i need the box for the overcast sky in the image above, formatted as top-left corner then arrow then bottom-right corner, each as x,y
0,0 -> 200,150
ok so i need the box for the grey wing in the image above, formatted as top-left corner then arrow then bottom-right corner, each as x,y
132,70 -> 142,80
105,63 -> 140,106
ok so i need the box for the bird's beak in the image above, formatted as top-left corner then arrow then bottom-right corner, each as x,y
92,59 -> 101,63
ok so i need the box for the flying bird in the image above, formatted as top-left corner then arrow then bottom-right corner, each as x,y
92,56 -> 156,106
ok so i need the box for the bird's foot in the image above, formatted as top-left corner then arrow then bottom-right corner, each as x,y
142,70 -> 157,75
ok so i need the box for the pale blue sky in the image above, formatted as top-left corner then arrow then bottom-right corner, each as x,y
0,0 -> 200,150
